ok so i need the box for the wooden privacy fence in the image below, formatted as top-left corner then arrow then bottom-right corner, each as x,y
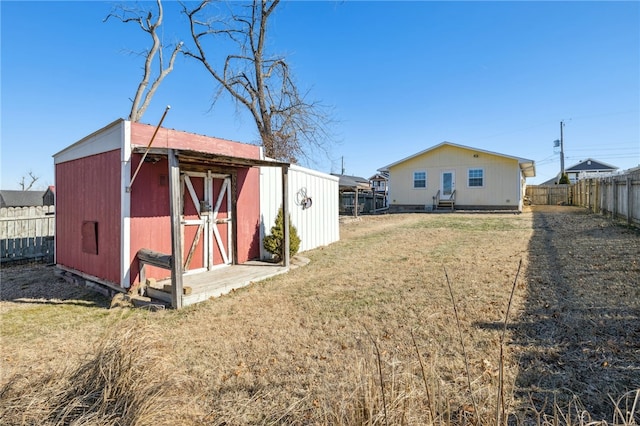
525,184 -> 571,206
527,169 -> 640,227
571,170 -> 640,227
0,206 -> 55,263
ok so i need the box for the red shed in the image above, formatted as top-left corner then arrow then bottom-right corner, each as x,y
54,118 -> 291,308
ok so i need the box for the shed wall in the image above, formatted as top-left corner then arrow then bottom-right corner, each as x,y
128,156 -> 173,283
260,165 -> 339,257
55,149 -> 122,284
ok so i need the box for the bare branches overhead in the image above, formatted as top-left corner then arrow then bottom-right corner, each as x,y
19,171 -> 39,191
105,0 -> 182,122
183,0 -> 333,163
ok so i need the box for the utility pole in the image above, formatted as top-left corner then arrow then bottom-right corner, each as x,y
560,120 -> 565,176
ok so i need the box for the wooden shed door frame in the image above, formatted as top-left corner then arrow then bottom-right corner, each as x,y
181,171 -> 233,274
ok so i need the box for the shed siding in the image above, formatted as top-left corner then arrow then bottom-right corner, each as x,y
127,157 -> 261,284
55,149 -> 122,284
389,145 -> 520,208
130,122 -> 261,160
236,167 -> 261,262
260,165 -> 339,257
128,156 -> 173,284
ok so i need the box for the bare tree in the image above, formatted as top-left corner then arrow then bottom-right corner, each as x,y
105,0 -> 182,122
19,171 -> 39,191
183,0 -> 333,163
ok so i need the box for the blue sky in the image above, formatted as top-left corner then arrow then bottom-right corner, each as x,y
2,1 -> 639,190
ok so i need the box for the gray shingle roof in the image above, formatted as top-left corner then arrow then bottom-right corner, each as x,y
0,190 -> 46,207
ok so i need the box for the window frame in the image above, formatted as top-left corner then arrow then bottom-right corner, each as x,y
468,168 -> 484,188
413,170 -> 427,189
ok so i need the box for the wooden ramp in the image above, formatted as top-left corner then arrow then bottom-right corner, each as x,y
146,260 -> 297,307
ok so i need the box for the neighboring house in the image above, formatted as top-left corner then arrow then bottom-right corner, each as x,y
369,172 -> 389,207
43,186 -> 55,206
565,159 -> 618,183
0,190 -> 47,208
53,119 -> 338,308
378,142 -> 535,212
331,173 -> 371,215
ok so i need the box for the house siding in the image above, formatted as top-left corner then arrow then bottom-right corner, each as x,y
388,145 -> 521,210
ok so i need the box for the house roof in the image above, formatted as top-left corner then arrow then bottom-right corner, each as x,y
369,173 -> 388,181
0,190 -> 46,207
565,158 -> 618,172
378,141 -> 536,178
331,174 -> 371,191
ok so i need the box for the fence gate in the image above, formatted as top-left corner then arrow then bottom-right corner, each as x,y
526,185 -> 570,205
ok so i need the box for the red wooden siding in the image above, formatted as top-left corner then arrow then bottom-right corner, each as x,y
55,150 -> 122,284
127,154 -> 261,285
236,167 -> 261,262
128,155 -> 173,284
130,122 -> 261,160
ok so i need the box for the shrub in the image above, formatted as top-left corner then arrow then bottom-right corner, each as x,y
263,206 -> 300,261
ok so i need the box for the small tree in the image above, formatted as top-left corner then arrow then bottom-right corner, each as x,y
263,206 -> 300,261
558,173 -> 570,184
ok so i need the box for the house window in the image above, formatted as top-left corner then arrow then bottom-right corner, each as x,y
468,168 -> 484,187
413,171 -> 426,188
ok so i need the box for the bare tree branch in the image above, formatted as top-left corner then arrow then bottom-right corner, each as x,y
105,0 -> 182,122
183,0 -> 335,163
19,171 -> 39,191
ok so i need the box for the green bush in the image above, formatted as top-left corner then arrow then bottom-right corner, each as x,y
263,207 -> 300,261
558,173 -> 570,184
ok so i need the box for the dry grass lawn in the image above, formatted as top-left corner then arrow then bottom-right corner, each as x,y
0,206 -> 638,425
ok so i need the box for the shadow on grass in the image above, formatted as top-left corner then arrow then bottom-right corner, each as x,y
512,207 -> 640,421
0,262 -> 110,308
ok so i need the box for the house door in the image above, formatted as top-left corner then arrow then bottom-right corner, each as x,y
181,172 -> 233,274
441,171 -> 455,197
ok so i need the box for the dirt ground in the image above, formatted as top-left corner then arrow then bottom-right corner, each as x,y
513,206 -> 640,418
0,205 -> 638,425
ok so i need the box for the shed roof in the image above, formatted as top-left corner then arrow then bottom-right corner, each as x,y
134,147 -> 290,172
0,190 -> 46,207
378,141 -> 536,178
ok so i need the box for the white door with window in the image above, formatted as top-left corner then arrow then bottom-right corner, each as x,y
441,171 -> 455,198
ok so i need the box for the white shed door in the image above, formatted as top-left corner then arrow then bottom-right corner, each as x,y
182,172 -> 232,273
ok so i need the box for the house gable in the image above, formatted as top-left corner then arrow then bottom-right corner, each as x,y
566,158 -> 617,173
379,142 -> 534,211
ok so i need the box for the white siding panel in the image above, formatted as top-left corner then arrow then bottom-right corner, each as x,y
53,119 -> 124,164
260,165 -> 339,259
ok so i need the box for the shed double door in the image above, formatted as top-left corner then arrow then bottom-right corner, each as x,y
181,171 -> 232,273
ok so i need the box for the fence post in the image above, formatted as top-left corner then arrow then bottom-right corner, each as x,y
627,176 -> 632,225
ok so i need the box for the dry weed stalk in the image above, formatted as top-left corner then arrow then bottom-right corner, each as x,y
411,328 -> 435,422
496,259 -> 522,426
444,266 -> 480,422
365,326 -> 389,426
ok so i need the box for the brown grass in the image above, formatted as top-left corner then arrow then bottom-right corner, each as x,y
1,206 -> 638,425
